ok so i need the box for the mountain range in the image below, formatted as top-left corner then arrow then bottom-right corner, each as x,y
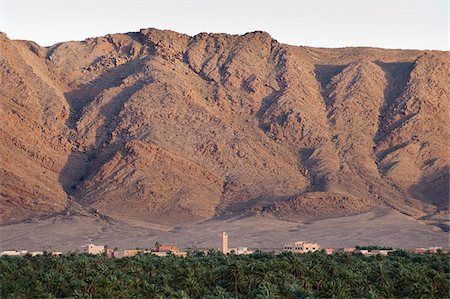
1,29 -> 448,232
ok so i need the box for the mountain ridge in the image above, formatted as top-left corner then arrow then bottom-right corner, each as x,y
0,28 -> 448,226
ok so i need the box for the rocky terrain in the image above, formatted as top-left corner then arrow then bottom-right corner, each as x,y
1,28 -> 449,234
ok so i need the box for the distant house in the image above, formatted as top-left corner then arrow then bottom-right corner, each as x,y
1,250 -> 27,256
51,251 -> 63,256
123,249 -> 151,257
108,247 -> 185,258
283,241 -> 320,253
81,244 -> 105,255
123,249 -> 140,257
412,248 -> 427,254
155,245 -> 178,252
106,249 -> 115,258
427,246 -> 443,253
152,251 -> 168,257
410,247 -> 445,254
153,244 -> 186,257
173,251 -> 187,257
236,247 -> 253,255
334,247 -> 356,253
229,247 -> 253,255
358,249 -> 395,256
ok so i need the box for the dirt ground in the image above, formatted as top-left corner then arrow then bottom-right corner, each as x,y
1,209 -> 448,252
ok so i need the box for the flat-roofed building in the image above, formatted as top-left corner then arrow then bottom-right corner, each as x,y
427,246 -> 442,253
106,249 -> 115,258
81,244 -> 105,255
283,241 -> 320,253
155,245 -> 178,252
173,251 -> 187,257
413,248 -> 427,254
324,248 -> 334,254
358,249 -> 396,256
410,247 -> 445,254
228,247 -> 253,255
153,251 -> 168,257
123,249 -> 144,257
1,250 -> 27,256
335,247 -> 356,253
122,249 -> 153,257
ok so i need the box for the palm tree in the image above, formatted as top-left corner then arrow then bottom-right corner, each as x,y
255,282 -> 279,299
228,261 -> 245,295
254,263 -> 273,286
320,278 -> 351,299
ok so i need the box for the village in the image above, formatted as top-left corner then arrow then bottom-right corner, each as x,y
1,231 -> 446,258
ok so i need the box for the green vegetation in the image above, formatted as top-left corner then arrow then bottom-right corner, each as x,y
1,250 -> 448,298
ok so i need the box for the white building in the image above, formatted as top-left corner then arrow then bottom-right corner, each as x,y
81,244 -> 105,255
152,251 -> 168,257
229,247 -> 253,255
1,250 -> 27,256
359,249 -> 396,256
283,241 -> 320,253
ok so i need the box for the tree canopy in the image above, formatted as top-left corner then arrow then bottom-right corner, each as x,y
1,250 -> 448,298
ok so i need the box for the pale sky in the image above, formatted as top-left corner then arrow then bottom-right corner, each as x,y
0,0 -> 448,50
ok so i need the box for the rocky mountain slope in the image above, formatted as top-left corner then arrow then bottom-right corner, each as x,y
1,29 -> 448,225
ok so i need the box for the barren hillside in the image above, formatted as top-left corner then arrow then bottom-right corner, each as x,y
1,29 -> 448,226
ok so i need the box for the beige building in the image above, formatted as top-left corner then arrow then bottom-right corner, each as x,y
155,245 -> 178,252
81,244 -> 105,255
411,247 -> 446,254
106,249 -> 115,258
221,232 -> 229,254
427,246 -> 443,253
324,248 -> 334,255
155,251 -> 171,257
1,250 -> 27,256
283,241 -> 320,253
335,247 -> 356,253
123,249 -> 152,257
358,249 -> 396,256
173,251 -> 187,257
150,250 -> 186,257
229,247 -> 253,255
123,249 -> 141,257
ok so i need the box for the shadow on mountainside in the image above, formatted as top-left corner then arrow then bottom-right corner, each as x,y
257,77 -> 286,132
64,58 -> 147,130
314,64 -> 348,91
215,193 -> 300,220
373,61 -> 414,143
59,150 -> 89,197
409,167 -> 450,209
60,66 -> 148,204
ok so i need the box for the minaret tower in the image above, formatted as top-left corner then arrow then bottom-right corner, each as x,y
221,232 -> 228,254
